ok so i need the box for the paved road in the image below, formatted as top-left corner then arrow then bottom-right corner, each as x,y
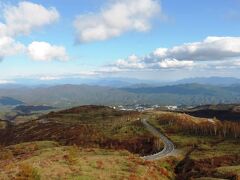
141,119 -> 175,161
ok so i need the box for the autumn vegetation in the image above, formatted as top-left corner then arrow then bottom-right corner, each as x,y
1,105 -> 240,179
153,112 -> 240,139
148,111 -> 240,179
0,141 -> 174,179
0,106 -> 161,155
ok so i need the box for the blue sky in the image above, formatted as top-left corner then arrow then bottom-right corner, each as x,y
0,0 -> 240,82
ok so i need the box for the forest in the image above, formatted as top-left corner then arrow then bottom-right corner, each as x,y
154,112 -> 240,139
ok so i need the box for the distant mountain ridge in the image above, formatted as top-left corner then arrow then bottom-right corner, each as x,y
175,77 -> 240,86
0,83 -> 240,107
1,77 -> 240,89
122,83 -> 227,95
1,77 -> 160,88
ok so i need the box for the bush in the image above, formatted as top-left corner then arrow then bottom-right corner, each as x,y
16,163 -> 40,180
65,145 -> 79,165
0,149 -> 13,160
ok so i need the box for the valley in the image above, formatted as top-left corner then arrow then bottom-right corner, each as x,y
1,0 -> 240,178
0,83 -> 240,108
0,105 -> 239,179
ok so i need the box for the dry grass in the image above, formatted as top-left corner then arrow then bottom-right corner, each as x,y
147,111 -> 240,179
0,141 -> 173,180
215,165 -> 240,178
148,111 -> 240,159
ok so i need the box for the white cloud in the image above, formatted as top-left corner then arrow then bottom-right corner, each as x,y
115,55 -> 145,69
28,42 -> 69,61
158,59 -> 194,68
0,36 -> 25,60
154,36 -> 240,61
109,36 -> 240,71
209,59 -> 240,69
110,54 -> 194,70
0,1 -> 59,37
74,0 -> 161,43
0,1 -> 63,62
0,80 -> 15,84
233,60 -> 240,66
39,76 -> 62,81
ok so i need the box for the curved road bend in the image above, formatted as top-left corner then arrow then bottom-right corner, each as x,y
141,119 -> 175,161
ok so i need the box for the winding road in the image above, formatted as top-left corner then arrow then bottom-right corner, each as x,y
141,119 -> 175,161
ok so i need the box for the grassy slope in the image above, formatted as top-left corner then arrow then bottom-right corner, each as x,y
3,106 -> 240,179
0,141 -> 173,180
147,111 -> 240,179
0,106 -> 180,179
2,106 -> 159,155
215,165 -> 240,178
0,105 -> 56,123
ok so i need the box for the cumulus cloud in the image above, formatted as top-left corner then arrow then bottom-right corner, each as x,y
208,59 -> 240,69
0,1 -> 64,62
74,0 -> 161,43
0,36 -> 25,60
153,36 -> 240,61
158,59 -> 194,68
0,1 -> 59,37
115,55 -> 145,69
0,80 -> 15,84
28,42 -> 69,61
39,76 -> 62,81
110,54 -> 194,70
109,36 -> 240,71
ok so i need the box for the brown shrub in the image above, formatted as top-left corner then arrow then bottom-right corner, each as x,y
16,163 -> 40,180
96,160 -> 104,169
64,145 -> 79,165
0,149 -> 13,160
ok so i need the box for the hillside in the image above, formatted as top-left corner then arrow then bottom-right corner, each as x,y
13,105 -> 55,114
0,106 -> 178,179
1,105 -> 240,179
0,105 -> 159,155
0,141 -> 173,179
181,104 -> 240,121
148,111 -> 240,179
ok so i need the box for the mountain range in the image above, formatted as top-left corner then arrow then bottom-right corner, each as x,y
176,77 -> 240,86
2,76 -> 240,88
0,81 -> 240,107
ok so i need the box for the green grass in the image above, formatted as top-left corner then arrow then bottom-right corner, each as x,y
146,111 -> 240,180
191,140 -> 240,160
148,111 -> 240,159
0,121 -> 7,129
215,165 -> 240,177
0,141 -> 172,180
3,106 -> 157,156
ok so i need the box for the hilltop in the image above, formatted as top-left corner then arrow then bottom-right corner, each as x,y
0,105 -> 159,155
0,105 -> 240,179
147,111 -> 240,179
0,105 -> 176,179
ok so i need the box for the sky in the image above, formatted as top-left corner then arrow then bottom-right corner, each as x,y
0,0 -> 240,83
